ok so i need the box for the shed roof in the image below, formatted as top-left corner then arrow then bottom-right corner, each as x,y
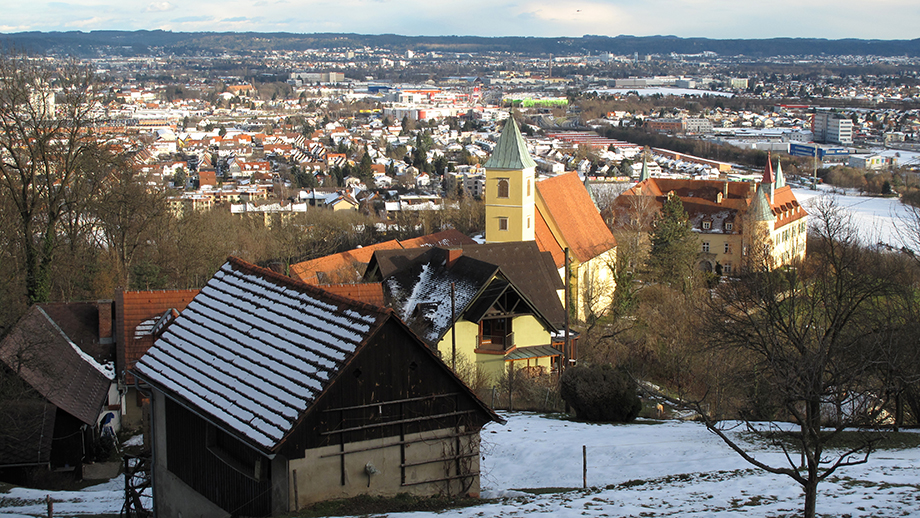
0,306 -> 112,426
134,257 -> 389,451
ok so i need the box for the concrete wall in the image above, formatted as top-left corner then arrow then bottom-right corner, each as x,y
287,427 -> 480,509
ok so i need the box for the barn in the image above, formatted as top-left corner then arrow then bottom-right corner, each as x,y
133,257 -> 502,517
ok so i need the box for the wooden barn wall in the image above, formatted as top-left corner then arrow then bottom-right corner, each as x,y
50,410 -> 86,469
279,319 -> 493,459
164,398 -> 272,517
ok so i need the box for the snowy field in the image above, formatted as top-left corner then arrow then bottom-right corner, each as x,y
589,87 -> 734,98
1,413 -> 919,517
792,185 -> 914,250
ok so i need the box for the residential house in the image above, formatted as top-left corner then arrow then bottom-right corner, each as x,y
133,257 -> 501,517
363,244 -> 567,380
115,289 -> 199,428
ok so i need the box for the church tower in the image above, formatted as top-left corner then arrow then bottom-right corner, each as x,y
484,117 -> 537,243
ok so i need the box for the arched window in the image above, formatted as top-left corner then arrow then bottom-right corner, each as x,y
497,179 -> 510,198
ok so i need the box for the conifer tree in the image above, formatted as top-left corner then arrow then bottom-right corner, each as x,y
648,192 -> 698,291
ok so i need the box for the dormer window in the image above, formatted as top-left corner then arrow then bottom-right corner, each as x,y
725,222 -> 733,231
702,221 -> 712,230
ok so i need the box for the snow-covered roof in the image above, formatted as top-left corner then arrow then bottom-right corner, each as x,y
134,257 -> 387,451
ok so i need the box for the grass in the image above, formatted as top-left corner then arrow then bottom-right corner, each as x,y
285,493 -> 487,517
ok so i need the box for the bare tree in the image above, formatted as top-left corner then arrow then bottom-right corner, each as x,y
0,53 -> 106,303
676,198 -> 906,518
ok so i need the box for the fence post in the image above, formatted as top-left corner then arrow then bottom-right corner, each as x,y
583,445 -> 587,488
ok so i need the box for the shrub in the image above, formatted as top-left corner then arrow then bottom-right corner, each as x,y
560,364 -> 642,422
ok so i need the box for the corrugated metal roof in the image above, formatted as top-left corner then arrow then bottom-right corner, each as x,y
505,345 -> 562,360
134,257 -> 388,451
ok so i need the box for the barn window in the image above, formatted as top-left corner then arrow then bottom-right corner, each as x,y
497,178 -> 510,198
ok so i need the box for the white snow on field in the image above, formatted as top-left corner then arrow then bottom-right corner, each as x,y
1,413 -> 918,517
792,185 -> 914,250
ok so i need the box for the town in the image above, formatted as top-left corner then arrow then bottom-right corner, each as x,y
1,32 -> 920,518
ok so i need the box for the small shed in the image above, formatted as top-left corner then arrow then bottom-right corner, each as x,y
134,257 -> 502,517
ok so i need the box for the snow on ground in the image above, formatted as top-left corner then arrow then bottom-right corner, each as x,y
792,185 -> 914,250
1,414 -> 918,517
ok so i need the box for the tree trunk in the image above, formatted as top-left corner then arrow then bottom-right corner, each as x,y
803,477 -> 818,518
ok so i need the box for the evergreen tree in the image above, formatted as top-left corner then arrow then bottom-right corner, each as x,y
648,193 -> 699,291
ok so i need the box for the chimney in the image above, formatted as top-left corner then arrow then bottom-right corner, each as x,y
446,248 -> 463,268
97,300 -> 114,345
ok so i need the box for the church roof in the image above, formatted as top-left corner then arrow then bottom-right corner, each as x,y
762,155 -> 775,185
484,117 -> 537,170
775,160 -> 786,189
536,172 -> 618,265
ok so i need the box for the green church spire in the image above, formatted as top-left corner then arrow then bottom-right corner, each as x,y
484,117 -> 537,170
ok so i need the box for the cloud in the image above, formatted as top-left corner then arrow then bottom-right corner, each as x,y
222,17 -> 249,22
65,16 -> 108,28
145,2 -> 176,12
171,15 -> 214,23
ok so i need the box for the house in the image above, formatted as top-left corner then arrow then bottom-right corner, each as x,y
0,303 -> 118,480
363,244 -> 567,380
115,289 -> 199,427
133,257 -> 502,517
289,229 -> 476,285
614,158 -> 807,272
482,117 -> 618,321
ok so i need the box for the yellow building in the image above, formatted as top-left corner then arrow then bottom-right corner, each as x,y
365,243 -> 567,381
483,118 -> 619,322
615,158 -> 807,273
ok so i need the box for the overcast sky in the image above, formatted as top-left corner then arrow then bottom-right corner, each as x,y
2,0 -> 919,40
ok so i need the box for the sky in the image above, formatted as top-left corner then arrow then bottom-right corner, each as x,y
1,0 -> 919,40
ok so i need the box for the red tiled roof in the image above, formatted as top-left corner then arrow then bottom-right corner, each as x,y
536,172 -> 617,264
116,289 -> 199,384
535,209 -> 565,269
290,240 -> 403,284
319,283 -> 386,308
290,230 -> 476,285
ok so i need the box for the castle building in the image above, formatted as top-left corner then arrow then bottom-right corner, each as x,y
614,157 -> 807,273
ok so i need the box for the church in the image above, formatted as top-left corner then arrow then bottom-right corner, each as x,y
482,118 -> 618,322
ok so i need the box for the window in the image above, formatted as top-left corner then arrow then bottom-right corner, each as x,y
724,242 -> 732,254
702,221 -> 711,230
497,178 -> 510,198
499,217 -> 508,231
725,222 -> 733,231
479,318 -> 513,351
723,262 -> 732,274
702,241 -> 710,253
527,216 -> 531,229
526,178 -> 531,196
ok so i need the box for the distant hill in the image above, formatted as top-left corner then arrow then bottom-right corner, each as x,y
2,31 -> 920,58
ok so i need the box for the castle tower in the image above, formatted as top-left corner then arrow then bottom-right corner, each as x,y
484,117 -> 537,243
